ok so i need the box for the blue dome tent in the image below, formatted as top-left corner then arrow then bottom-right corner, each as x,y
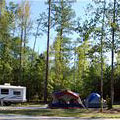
85,93 -> 106,108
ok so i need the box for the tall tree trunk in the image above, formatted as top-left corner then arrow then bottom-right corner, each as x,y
100,0 -> 106,112
73,41 -> 77,91
22,25 -> 27,82
24,26 -> 27,54
44,0 -> 51,103
20,23 -> 23,84
111,0 -> 116,108
60,0 -> 64,87
2,39 -> 5,84
32,22 -> 40,61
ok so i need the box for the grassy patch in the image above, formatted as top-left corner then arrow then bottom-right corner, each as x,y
0,109 -> 87,117
11,102 -> 47,107
0,108 -> 120,118
0,104 -> 120,118
113,105 -> 120,108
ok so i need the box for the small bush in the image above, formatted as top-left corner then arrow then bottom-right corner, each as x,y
106,95 -> 112,109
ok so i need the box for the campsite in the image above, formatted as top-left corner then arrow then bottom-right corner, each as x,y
0,88 -> 120,119
0,103 -> 120,119
1,0 -> 120,119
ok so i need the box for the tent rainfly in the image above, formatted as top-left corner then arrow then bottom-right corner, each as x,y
49,90 -> 85,108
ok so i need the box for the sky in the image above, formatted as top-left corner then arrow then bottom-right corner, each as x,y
6,0 -> 115,64
6,0 -> 91,54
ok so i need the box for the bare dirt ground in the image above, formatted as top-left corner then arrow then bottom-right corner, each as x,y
0,104 -> 48,110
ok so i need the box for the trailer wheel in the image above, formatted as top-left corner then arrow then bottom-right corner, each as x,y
0,101 -> 11,106
0,100 -> 4,106
4,102 -> 11,106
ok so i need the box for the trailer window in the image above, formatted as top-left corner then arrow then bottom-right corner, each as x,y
13,91 -> 21,95
1,89 -> 9,94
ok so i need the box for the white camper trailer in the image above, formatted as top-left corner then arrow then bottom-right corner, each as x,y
0,83 -> 26,105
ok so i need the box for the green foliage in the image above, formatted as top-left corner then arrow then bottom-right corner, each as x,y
106,95 -> 112,109
0,1 -> 46,102
1,0 -> 120,103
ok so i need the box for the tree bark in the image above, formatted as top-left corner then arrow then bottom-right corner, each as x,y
100,0 -> 106,112
19,22 -> 24,84
44,0 -> 51,103
111,0 -> 116,107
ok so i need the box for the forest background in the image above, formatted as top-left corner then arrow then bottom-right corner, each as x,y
0,0 -> 120,107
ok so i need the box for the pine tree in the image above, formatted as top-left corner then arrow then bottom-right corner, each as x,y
50,0 -> 75,89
